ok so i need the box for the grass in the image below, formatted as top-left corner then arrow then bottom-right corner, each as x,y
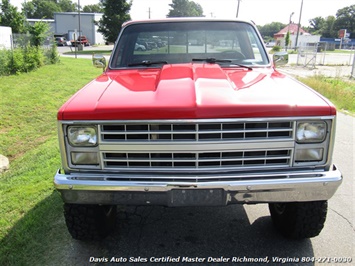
0,58 -> 354,264
298,76 -> 355,114
0,57 -> 102,265
63,49 -> 112,55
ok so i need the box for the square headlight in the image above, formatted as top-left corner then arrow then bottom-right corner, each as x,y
296,122 -> 326,143
67,126 -> 97,146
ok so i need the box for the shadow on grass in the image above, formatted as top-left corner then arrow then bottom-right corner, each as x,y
0,191 -> 72,266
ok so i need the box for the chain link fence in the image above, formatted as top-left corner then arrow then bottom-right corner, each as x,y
12,33 -> 55,50
297,44 -> 318,69
296,42 -> 355,78
0,32 -> 58,75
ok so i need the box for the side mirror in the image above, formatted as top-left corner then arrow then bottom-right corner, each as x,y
92,54 -> 106,71
273,52 -> 288,67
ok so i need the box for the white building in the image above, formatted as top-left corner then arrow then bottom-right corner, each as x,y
54,12 -> 105,45
0,26 -> 13,49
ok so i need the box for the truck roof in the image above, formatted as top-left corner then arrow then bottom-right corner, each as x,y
122,18 -> 254,27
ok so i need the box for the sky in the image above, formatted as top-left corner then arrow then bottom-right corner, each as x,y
10,0 -> 355,26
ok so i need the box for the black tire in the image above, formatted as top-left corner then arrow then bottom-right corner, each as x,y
64,204 -> 116,241
268,201 -> 327,239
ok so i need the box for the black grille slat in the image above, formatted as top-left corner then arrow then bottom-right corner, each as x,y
103,149 -> 291,170
101,121 -> 293,142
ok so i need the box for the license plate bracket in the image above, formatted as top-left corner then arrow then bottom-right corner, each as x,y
169,189 -> 225,207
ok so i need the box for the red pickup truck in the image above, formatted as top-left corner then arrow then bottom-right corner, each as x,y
54,18 -> 342,241
71,35 -> 90,46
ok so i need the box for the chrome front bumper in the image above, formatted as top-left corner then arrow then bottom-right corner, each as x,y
54,166 -> 342,206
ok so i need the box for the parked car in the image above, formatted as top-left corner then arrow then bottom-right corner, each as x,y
55,18 -> 342,241
134,43 -> 146,51
55,37 -> 70,46
266,41 -> 276,47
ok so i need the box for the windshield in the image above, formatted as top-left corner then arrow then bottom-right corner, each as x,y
110,21 -> 269,68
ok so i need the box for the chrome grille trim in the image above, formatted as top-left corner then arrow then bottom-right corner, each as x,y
102,149 -> 292,171
58,116 -> 335,174
100,121 -> 293,142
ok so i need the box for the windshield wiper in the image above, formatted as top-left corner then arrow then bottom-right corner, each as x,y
192,58 -> 232,64
228,64 -> 253,70
192,58 -> 252,70
128,60 -> 168,67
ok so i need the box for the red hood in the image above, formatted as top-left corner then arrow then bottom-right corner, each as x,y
58,64 -> 335,120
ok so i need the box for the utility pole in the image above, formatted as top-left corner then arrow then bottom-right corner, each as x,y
236,0 -> 241,18
78,0 -> 81,39
148,7 -> 151,19
295,0 -> 303,51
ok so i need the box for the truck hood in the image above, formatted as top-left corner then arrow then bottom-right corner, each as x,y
58,64 -> 335,120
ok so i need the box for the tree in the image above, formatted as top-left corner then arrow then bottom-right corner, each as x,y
322,16 -> 337,38
308,15 -> 336,38
308,16 -> 325,35
23,0 -> 76,19
285,31 -> 290,50
0,0 -> 26,33
257,22 -> 286,42
83,4 -> 103,13
96,0 -> 132,43
28,20 -> 50,47
167,0 -> 204,17
334,5 -> 355,38
308,5 -> 354,38
58,0 -> 76,12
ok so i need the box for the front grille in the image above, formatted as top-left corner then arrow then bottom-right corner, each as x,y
100,121 -> 293,142
102,149 -> 292,171
95,119 -> 296,173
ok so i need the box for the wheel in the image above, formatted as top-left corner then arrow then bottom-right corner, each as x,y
268,201 -> 327,239
64,203 -> 116,241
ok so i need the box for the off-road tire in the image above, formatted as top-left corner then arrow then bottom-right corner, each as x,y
64,204 -> 116,241
269,201 -> 328,239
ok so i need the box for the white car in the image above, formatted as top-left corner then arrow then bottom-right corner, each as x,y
135,43 -> 146,51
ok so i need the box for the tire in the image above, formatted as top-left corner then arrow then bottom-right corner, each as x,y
64,204 -> 116,241
268,201 -> 327,239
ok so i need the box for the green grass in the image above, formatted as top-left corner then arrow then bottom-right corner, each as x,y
0,57 -> 102,265
63,49 -> 112,55
298,76 -> 355,114
0,57 -> 354,264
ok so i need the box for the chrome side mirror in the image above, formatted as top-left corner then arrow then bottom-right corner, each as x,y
273,52 -> 288,67
92,54 -> 106,71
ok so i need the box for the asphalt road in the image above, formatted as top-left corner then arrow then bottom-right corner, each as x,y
57,112 -> 354,266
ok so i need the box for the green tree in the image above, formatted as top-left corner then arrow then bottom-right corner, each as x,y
308,16 -> 325,35
285,31 -> 290,50
334,5 -> 355,38
58,0 -> 76,12
83,4 -> 103,13
28,21 -> 50,47
23,0 -> 76,19
96,0 -> 132,43
167,0 -> 204,17
257,22 -> 286,42
0,0 -> 26,33
308,15 -> 336,38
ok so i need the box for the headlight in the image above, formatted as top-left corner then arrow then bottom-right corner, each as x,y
71,152 -> 99,165
67,126 -> 97,146
296,122 -> 326,143
295,148 -> 324,162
